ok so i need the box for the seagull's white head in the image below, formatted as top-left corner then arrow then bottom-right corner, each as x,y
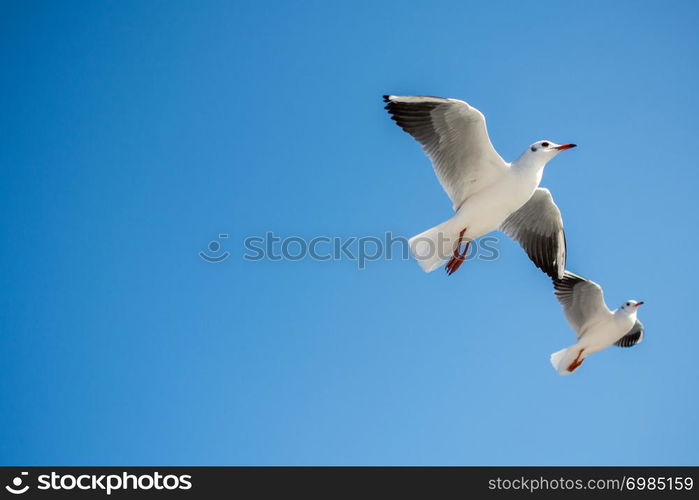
620,300 -> 644,314
526,140 -> 577,161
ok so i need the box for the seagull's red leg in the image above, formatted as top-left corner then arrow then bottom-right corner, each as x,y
445,229 -> 466,275
568,358 -> 585,372
567,350 -> 585,373
445,228 -> 469,276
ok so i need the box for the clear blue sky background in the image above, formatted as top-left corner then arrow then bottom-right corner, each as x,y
1,0 -> 698,465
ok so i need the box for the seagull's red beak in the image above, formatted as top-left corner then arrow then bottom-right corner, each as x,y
554,143 -> 577,151
635,301 -> 644,307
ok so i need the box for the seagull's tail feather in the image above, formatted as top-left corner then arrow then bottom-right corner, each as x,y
408,217 -> 463,273
549,344 -> 580,376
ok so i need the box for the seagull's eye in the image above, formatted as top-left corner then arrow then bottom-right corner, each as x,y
531,146 -> 537,152
542,142 -> 550,148
626,302 -> 630,306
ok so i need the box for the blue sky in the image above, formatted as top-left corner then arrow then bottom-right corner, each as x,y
1,0 -> 698,465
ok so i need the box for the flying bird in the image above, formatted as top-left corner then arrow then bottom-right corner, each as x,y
550,271 -> 645,375
383,95 -> 575,278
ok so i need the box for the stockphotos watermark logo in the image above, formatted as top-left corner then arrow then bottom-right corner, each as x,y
3,470 -> 192,495
198,233 -> 230,263
5,472 -> 29,494
199,231 -> 502,269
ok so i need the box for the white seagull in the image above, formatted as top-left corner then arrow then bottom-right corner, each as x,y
383,95 -> 575,278
550,271 -> 645,375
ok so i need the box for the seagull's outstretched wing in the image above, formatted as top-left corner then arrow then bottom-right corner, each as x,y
553,271 -> 609,337
383,95 -> 509,209
615,320 -> 644,347
500,188 -> 566,279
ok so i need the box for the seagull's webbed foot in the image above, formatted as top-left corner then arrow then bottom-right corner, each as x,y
567,350 -> 585,373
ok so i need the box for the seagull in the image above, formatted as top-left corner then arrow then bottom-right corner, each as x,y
550,271 -> 645,375
383,95 -> 575,279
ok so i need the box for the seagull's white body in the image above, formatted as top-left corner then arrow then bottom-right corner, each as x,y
418,154 -> 544,251
550,272 -> 645,375
383,95 -> 573,278
569,308 -> 637,354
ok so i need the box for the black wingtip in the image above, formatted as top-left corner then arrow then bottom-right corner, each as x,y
383,95 -> 394,111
